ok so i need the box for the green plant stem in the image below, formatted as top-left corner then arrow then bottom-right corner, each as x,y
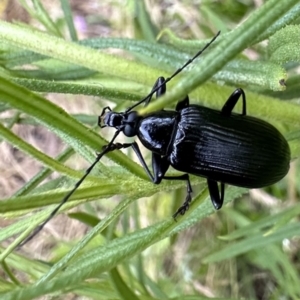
140,0 -> 299,114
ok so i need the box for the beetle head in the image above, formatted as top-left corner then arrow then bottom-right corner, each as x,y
99,109 -> 140,138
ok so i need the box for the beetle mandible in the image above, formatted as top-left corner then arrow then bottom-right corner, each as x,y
22,31 -> 290,244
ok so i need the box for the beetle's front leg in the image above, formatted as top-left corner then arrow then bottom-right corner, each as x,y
129,142 -> 157,181
130,143 -> 171,184
104,142 -> 162,183
144,77 -> 167,106
221,88 -> 246,116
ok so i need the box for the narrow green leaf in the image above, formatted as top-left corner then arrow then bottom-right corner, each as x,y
268,25 -> 300,64
133,0 -> 157,42
0,20 -> 157,87
220,204 -> 300,240
203,222 -> 300,263
255,3 -> 300,42
110,267 -> 141,300
31,0 -> 63,37
12,77 -> 143,100
215,59 -> 287,91
0,122 -> 93,181
0,76 -> 147,179
13,147 -> 75,197
140,0 -> 300,114
60,0 -> 78,41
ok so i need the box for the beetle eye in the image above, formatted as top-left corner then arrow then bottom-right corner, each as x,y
123,124 -> 136,137
123,112 -> 139,137
126,111 -> 139,123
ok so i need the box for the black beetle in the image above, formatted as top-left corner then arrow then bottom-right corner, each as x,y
100,81 -> 290,216
22,31 -> 290,244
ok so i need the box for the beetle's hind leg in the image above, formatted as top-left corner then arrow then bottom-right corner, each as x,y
207,179 -> 225,210
221,88 -> 246,116
163,174 -> 193,219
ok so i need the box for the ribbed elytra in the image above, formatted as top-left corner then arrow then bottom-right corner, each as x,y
169,105 -> 290,187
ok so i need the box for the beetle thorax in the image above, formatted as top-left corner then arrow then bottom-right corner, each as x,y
137,111 -> 177,156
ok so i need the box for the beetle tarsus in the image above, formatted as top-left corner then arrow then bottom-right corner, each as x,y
164,174 -> 193,219
173,192 -> 192,219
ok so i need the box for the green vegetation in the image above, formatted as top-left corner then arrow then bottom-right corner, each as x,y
0,0 -> 300,299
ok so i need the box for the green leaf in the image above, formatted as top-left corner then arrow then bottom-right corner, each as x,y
132,0 -> 157,42
0,1 -> 300,299
268,25 -> 300,64
140,0 -> 300,114
215,59 -> 287,91
60,0 -> 78,41
0,76 -> 147,179
110,268 -> 141,300
203,222 -> 300,263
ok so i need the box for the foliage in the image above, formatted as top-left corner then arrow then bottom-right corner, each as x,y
0,0 -> 300,299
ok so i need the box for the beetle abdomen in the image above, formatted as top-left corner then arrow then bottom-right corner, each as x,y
169,105 -> 290,188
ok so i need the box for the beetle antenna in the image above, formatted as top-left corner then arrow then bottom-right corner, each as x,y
19,130 -> 121,246
126,31 -> 220,113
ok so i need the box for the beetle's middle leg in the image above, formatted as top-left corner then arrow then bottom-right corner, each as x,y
149,153 -> 193,218
130,143 -> 193,218
164,174 -> 193,219
221,88 -> 246,116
